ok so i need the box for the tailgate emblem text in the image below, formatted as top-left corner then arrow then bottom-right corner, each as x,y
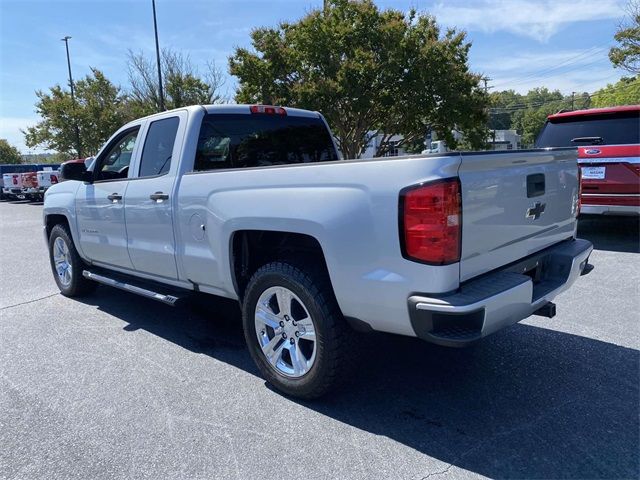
585,149 -> 601,155
526,202 -> 546,220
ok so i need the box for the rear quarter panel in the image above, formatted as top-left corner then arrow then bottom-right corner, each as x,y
176,154 -> 461,336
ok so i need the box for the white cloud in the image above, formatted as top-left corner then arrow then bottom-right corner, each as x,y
432,0 -> 625,42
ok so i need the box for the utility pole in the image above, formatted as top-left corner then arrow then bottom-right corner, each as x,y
61,36 -> 82,158
481,76 -> 495,150
152,0 -> 165,111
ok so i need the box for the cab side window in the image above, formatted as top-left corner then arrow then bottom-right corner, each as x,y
139,117 -> 180,177
95,129 -> 139,182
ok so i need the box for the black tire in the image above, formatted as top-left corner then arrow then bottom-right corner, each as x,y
48,224 -> 96,297
242,260 -> 357,399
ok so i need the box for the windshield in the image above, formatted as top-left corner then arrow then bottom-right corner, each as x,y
535,111 -> 640,147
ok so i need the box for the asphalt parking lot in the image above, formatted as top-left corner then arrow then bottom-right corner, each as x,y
1,200 -> 638,480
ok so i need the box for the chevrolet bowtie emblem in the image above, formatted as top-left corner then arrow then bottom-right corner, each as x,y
526,202 -> 546,220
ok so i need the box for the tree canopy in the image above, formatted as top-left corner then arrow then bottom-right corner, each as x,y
609,1 -> 640,74
229,0 -> 488,158
489,88 -> 591,147
0,139 -> 22,164
591,76 -> 640,106
127,48 -> 226,117
24,68 -> 129,157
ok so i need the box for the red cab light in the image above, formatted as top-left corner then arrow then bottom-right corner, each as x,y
250,105 -> 287,116
399,178 -> 461,265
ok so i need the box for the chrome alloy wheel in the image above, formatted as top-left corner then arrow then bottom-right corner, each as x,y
53,237 -> 72,286
254,286 -> 317,378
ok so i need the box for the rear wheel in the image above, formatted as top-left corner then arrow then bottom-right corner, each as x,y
48,224 -> 96,297
242,260 -> 357,399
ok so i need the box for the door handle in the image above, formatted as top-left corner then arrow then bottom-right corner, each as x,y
107,193 -> 122,202
149,191 -> 169,202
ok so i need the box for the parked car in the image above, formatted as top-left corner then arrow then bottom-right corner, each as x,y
535,105 -> 640,215
1,163 -> 61,200
21,171 -> 40,201
1,165 -> 32,199
35,170 -> 60,200
2,172 -> 24,199
43,104 -> 593,398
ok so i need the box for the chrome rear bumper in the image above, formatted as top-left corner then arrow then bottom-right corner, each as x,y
580,205 -> 640,215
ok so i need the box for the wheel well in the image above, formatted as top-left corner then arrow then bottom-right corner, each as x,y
231,230 -> 331,299
45,214 -> 70,239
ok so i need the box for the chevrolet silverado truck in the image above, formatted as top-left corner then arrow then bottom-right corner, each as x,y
44,104 -> 593,398
535,105 -> 640,215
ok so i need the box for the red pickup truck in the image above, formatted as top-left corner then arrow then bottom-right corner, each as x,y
535,105 -> 640,216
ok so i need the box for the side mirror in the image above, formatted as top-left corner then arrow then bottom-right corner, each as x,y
60,162 -> 92,183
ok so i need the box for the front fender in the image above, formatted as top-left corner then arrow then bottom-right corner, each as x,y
43,181 -> 87,260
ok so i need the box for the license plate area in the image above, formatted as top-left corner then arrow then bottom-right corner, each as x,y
582,166 -> 605,180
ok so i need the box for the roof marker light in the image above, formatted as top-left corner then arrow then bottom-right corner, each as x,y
250,105 -> 287,116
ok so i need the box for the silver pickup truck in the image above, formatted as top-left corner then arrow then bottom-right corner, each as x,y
44,104 -> 593,398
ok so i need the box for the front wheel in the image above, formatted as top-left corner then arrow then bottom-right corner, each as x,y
242,261 -> 357,399
48,224 -> 96,297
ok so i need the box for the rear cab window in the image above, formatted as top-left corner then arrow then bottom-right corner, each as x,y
194,113 -> 338,171
535,110 -> 640,147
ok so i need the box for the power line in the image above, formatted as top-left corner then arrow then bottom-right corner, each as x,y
488,79 -> 639,114
491,43 -> 613,89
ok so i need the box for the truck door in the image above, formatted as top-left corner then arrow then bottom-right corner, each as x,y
75,127 -> 141,269
123,114 -> 183,280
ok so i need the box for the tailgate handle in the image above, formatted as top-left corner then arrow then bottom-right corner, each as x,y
527,173 -> 545,198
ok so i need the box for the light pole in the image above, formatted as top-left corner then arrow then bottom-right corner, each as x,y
152,0 -> 165,111
61,36 -> 82,158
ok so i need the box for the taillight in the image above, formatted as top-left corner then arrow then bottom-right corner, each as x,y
577,165 -> 582,216
399,178 -> 461,265
51,175 -> 58,184
12,176 -> 18,185
250,105 -> 287,116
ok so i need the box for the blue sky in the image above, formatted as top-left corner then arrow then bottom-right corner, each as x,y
0,0 -> 628,152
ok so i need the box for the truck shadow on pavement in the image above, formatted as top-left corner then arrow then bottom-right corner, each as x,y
77,289 -> 639,479
578,215 -> 639,253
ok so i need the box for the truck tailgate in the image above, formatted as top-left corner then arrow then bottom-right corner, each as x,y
458,148 -> 579,282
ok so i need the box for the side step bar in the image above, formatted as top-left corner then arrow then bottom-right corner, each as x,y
82,270 -> 182,306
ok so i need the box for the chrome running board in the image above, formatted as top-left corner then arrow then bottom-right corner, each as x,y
82,270 -> 181,306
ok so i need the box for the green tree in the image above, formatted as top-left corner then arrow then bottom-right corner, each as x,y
488,89 -> 524,130
591,76 -> 640,106
229,0 -> 488,158
512,105 -> 559,147
127,49 -> 226,116
24,68 -> 130,156
0,139 -> 22,164
609,1 -> 640,74
489,87 -> 591,147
